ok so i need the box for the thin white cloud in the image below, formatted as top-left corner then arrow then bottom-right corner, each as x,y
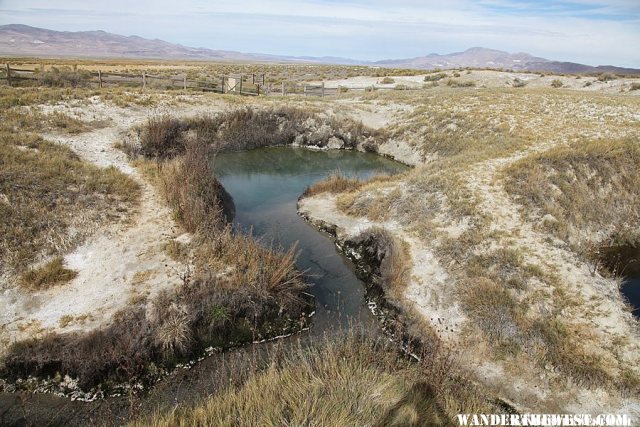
1,0 -> 638,67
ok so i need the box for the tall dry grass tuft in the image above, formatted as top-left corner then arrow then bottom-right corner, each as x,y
131,333 -> 490,427
139,115 -> 187,160
160,135 -> 230,232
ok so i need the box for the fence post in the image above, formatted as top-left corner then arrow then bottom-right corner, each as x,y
321,81 -> 325,98
304,85 -> 307,97
6,64 -> 11,87
239,75 -> 243,95
183,75 -> 187,90
282,81 -> 285,96
142,73 -> 146,89
98,70 -> 102,88
221,76 -> 225,93
252,73 -> 255,84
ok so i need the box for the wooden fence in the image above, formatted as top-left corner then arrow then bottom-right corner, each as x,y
0,64 -> 264,96
1,64 -> 420,97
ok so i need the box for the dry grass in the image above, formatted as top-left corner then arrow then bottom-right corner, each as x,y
130,107 -> 384,159
0,127 -> 139,275
131,333 -> 490,427
321,87 -> 640,398
303,170 -> 393,198
159,139 -> 231,231
19,256 -> 78,291
0,86 -> 94,108
504,138 -> 640,251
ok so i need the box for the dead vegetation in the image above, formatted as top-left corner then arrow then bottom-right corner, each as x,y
129,107 -> 383,157
1,108 -> 316,390
132,333 -> 490,427
303,171 -> 393,198
306,87 -> 640,404
0,109 -> 139,277
504,138 -> 640,253
19,256 -> 78,290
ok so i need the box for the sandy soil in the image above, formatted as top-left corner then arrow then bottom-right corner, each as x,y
311,69 -> 640,94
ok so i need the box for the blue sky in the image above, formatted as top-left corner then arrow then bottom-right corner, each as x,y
1,0 -> 639,67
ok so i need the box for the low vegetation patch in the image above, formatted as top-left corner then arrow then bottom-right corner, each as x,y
35,66 -> 92,88
446,79 -> 475,88
512,78 -> 527,88
424,73 -> 447,82
303,171 -> 393,198
503,138 -> 640,252
19,256 -> 78,291
132,333 -> 490,427
597,73 -> 617,82
128,107 -> 384,158
550,79 -> 563,88
0,128 -> 139,276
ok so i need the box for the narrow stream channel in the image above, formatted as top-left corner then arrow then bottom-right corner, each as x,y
215,147 -> 408,332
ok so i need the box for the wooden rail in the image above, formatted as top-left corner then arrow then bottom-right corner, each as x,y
1,65 -> 264,96
1,64 -> 420,97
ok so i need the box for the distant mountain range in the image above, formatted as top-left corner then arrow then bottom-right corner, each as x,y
1,24 -> 638,74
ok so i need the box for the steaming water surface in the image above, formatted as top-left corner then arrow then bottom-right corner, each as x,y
215,147 -> 408,331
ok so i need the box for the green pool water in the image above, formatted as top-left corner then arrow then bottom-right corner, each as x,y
215,147 -> 408,331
